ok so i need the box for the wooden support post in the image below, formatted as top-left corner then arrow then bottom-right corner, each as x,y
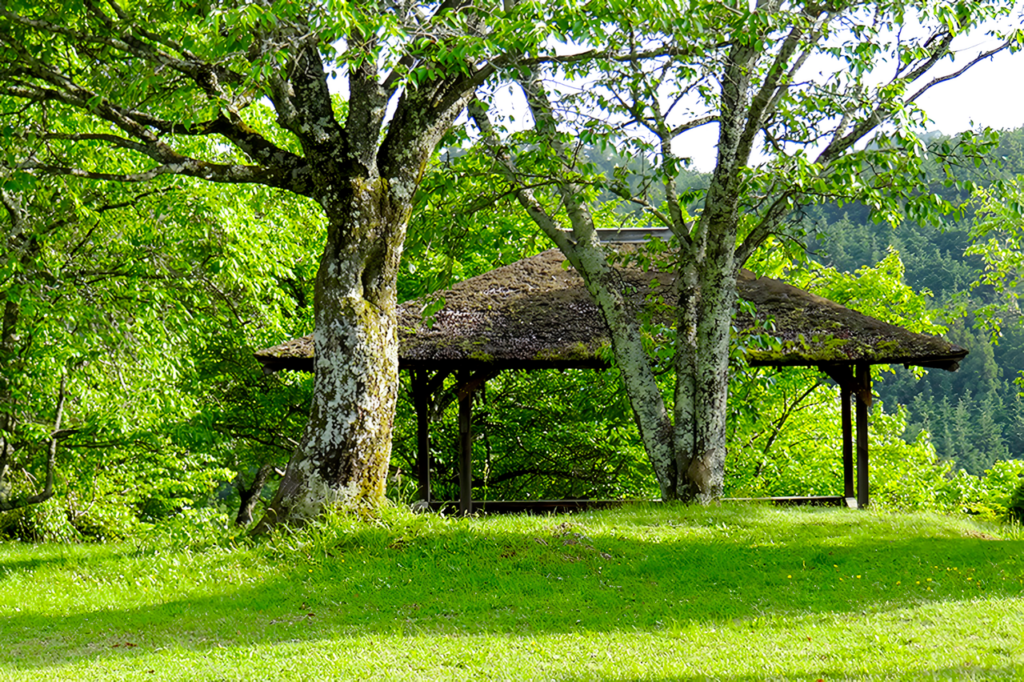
452,369 -> 499,515
412,370 -> 431,503
458,370 -> 473,515
855,363 -> 870,509
841,384 -> 854,501
823,364 -> 857,508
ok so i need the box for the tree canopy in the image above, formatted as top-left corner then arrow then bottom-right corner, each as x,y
0,0 -> 679,526
2,0 -> 1023,532
465,0 -> 1022,500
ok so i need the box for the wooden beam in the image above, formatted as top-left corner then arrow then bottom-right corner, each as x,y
449,369 -> 500,515
561,227 -> 673,243
823,364 -> 856,504
723,495 -> 846,506
856,362 -> 870,509
410,368 -> 453,503
457,369 -> 499,401
425,369 -> 452,396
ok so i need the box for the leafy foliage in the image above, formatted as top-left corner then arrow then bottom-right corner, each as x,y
463,0 -> 1023,504
807,126 -> 1024,473
0,152 -> 322,537
2,1 -> 1024,533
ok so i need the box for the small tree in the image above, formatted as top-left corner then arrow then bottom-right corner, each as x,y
968,177 -> 1024,335
0,160 -> 181,517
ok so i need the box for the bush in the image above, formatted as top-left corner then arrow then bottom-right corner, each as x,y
937,459 -> 1024,519
1006,480 -> 1024,525
0,497 -> 83,543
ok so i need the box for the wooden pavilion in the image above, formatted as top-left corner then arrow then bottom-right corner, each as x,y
255,248 -> 967,513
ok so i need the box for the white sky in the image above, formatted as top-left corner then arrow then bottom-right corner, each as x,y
476,41 -> 1024,173
916,49 -> 1024,136
680,19 -> 1024,172
676,46 -> 1024,172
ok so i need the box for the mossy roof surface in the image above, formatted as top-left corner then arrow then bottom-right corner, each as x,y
255,249 -> 967,373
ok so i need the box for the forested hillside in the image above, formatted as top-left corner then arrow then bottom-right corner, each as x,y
806,126 -> 1024,475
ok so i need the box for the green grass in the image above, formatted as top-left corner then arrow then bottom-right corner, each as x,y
1,504 -> 1022,681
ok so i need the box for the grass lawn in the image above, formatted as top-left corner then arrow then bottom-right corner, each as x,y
0,503 -> 1022,681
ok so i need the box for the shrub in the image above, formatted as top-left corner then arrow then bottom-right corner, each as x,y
1006,480 -> 1024,525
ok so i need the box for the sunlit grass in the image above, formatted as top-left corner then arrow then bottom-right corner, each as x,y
1,504 -> 1022,680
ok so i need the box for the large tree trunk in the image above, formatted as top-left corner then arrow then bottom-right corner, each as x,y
686,261 -> 738,501
671,263 -> 700,500
467,94 -> 680,499
667,256 -> 740,502
249,49 -> 467,530
254,179 -> 407,530
571,237 -> 742,503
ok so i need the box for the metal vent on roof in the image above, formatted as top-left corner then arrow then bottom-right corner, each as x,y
561,228 -> 674,243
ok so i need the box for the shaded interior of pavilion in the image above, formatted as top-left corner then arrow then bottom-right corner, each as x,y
255,248 -> 968,513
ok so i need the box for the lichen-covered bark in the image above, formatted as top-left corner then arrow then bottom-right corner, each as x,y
255,177 -> 409,529
687,261 -> 738,500
670,38 -> 753,501
470,80 -> 681,499
666,249 -> 740,503
671,263 -> 699,500
247,17 -> 474,530
472,64 -> 755,503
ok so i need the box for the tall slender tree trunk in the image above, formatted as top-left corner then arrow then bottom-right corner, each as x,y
672,263 -> 700,500
572,242 -> 677,498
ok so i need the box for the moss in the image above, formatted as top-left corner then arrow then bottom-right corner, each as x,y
748,335 -> 873,363
533,342 -> 594,362
257,249 -> 967,372
873,340 -> 905,355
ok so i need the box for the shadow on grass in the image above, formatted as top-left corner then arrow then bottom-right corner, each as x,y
1,504 -> 1022,672
0,542 -> 117,576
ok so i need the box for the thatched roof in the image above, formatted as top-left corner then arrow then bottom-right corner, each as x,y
255,249 -> 967,374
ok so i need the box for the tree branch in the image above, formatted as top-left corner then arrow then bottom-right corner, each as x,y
906,39 -> 1015,106
19,159 -> 307,192
816,30 -> 1014,169
466,97 -> 577,257
0,7 -> 313,194
735,11 -> 819,170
